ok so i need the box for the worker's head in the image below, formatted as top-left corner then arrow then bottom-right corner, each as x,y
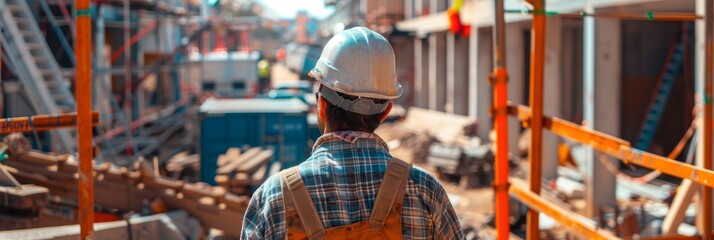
309,27 -> 402,133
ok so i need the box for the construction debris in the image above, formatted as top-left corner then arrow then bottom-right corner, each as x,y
0,134 -> 249,237
0,210 -> 202,240
165,151 -> 200,181
377,107 -> 477,163
377,107 -> 494,188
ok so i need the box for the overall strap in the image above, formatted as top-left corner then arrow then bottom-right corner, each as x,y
281,167 -> 326,240
368,158 -> 412,230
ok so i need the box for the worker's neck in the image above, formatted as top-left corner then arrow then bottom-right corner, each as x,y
322,125 -> 336,134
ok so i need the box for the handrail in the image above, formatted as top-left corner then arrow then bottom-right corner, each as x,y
507,104 -> 714,189
508,180 -> 621,240
39,0 -> 76,65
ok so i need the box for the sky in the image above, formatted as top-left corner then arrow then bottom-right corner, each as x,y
257,0 -> 335,19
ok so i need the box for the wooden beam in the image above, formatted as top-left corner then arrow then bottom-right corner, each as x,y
509,180 -> 621,240
3,154 -> 249,237
507,104 -> 714,189
663,179 -> 700,234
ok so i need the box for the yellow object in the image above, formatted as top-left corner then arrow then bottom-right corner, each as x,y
258,59 -> 270,78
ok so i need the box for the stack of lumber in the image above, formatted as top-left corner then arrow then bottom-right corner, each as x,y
0,132 -> 250,237
399,108 -> 476,145
165,151 -> 199,180
214,147 -> 275,195
376,107 -> 477,163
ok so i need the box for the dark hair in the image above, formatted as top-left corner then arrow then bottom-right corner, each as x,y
320,86 -> 388,133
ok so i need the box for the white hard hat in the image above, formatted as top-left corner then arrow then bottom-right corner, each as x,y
310,27 -> 403,100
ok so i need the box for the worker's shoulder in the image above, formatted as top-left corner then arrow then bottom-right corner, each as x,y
255,171 -> 285,202
407,164 -> 443,190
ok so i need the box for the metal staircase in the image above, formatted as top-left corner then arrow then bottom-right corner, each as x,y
0,0 -> 76,152
634,23 -> 691,151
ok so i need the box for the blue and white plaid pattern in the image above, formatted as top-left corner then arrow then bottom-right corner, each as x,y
241,131 -> 464,239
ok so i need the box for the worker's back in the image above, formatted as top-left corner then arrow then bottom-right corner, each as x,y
240,131 -> 464,239
281,157 -> 410,240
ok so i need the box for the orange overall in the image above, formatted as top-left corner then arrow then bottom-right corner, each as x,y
280,158 -> 412,240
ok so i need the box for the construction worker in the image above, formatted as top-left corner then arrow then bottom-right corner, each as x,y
241,27 -> 463,239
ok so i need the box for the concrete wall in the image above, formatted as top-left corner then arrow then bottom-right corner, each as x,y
506,23 -> 526,153
474,28 -> 493,139
414,37 -> 429,108
429,32 -> 447,111
447,33 -> 470,115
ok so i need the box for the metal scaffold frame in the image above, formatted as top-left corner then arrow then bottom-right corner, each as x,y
491,0 -> 714,239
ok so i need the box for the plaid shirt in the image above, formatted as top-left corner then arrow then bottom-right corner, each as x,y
241,131 -> 464,239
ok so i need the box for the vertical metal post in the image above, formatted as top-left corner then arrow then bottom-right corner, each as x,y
75,0 -> 94,238
447,32 -> 455,113
123,0 -> 134,157
468,22 -> 478,119
582,0 -> 598,218
1,25 -> 2,81
527,0 -> 545,239
492,0 -> 510,238
700,0 -> 713,238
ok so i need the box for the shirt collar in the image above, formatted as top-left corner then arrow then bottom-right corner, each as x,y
312,130 -> 389,152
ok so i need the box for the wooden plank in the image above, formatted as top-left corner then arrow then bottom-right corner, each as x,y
217,148 -> 241,167
217,148 -> 261,175
401,107 -> 476,145
268,161 -> 281,177
235,150 -> 272,174
251,164 -> 268,185
3,151 -> 249,237
0,165 -> 22,188
215,175 -> 229,188
230,173 -> 251,187
508,104 -> 714,189
18,151 -> 68,166
509,181 -> 622,240
0,185 -> 48,210
662,179 -> 699,234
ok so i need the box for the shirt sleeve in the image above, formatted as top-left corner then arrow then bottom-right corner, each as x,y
241,185 -> 267,240
426,177 -> 465,239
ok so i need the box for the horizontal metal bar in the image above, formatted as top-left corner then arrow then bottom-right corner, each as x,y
0,111 -> 99,134
507,104 -> 714,189
509,181 -> 621,240
505,9 -> 701,21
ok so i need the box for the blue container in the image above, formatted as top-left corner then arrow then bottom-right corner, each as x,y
199,98 -> 310,185
307,113 -> 322,146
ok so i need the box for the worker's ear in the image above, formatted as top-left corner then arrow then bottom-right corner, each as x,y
318,95 -> 328,121
379,102 -> 393,123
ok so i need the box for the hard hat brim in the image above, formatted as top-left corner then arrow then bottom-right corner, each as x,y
310,69 -> 403,100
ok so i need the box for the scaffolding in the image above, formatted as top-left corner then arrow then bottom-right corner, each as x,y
492,0 -> 714,239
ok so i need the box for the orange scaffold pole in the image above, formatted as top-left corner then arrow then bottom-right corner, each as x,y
492,0 -> 510,238
75,0 -> 94,238
526,0 -> 546,239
